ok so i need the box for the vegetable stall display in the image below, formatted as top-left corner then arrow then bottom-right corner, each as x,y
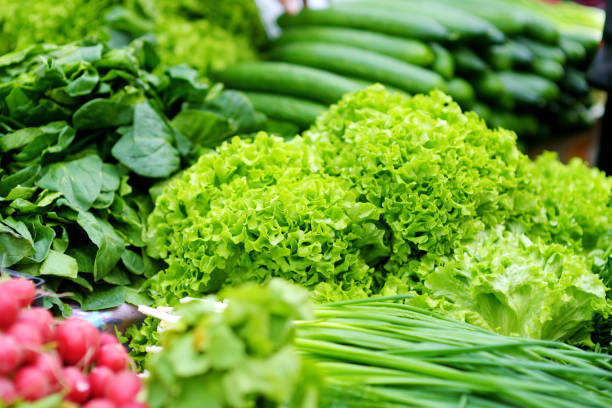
1,1 -> 612,407
215,0 -> 603,140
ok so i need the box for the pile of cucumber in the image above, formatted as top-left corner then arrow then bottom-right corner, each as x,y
213,0 -> 603,140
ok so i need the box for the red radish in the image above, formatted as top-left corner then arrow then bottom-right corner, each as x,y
89,366 -> 115,397
62,366 -> 91,403
14,366 -> 51,401
120,403 -> 148,408
32,352 -> 63,391
17,308 -> 54,343
105,371 -> 142,405
100,332 -> 120,346
8,323 -> 43,362
83,399 -> 117,408
55,318 -> 100,366
0,377 -> 17,404
0,292 -> 19,330
0,278 -> 36,308
97,344 -> 129,372
0,335 -> 23,375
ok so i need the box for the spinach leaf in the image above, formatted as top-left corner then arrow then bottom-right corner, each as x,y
37,155 -> 103,211
111,102 -> 180,178
73,99 -> 134,130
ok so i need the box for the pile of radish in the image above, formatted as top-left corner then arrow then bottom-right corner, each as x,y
0,278 -> 147,407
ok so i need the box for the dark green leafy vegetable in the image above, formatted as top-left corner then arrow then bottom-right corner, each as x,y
0,40 -> 260,311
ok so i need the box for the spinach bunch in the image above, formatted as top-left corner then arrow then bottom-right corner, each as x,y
0,39 -> 259,312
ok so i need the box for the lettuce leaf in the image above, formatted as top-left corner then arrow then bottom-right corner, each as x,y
404,226 -> 609,344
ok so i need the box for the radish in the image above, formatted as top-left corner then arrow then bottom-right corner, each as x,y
32,352 -> 63,391
83,398 -> 117,408
14,366 -> 51,401
97,344 -> 129,372
100,332 -> 120,346
62,366 -> 91,403
55,318 -> 100,366
89,366 -> 114,397
105,371 -> 142,405
0,335 -> 23,375
120,403 -> 148,408
0,377 -> 17,404
0,278 -> 35,308
8,323 -> 43,363
0,291 -> 19,330
17,308 -> 55,343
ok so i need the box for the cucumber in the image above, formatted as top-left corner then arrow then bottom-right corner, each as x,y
431,0 -> 524,36
474,71 -> 514,110
274,26 -> 434,67
276,7 -> 449,42
268,42 -> 446,95
430,43 -> 454,80
517,38 -> 566,65
435,0 -> 559,44
335,0 -> 505,43
559,37 -> 587,64
489,110 -> 540,138
532,58 -> 564,82
453,47 -> 488,76
242,92 -> 326,129
212,62 -> 366,104
471,102 -> 492,123
563,31 -> 601,58
446,78 -> 475,109
265,119 -> 301,138
487,42 -> 533,71
498,71 -> 560,107
559,68 -> 589,97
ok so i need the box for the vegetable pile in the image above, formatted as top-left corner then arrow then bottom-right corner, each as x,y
0,277 -> 145,407
143,279 -> 612,408
146,85 -> 610,344
0,0 -> 266,73
215,0 -> 603,139
1,1 -> 612,407
0,40 -> 260,312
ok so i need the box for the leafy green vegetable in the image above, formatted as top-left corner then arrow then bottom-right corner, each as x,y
0,40 -> 260,310
147,85 -> 610,343
146,279 -> 318,408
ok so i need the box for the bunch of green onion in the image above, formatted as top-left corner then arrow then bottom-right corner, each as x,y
298,296 -> 612,408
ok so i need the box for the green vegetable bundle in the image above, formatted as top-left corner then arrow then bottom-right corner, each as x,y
146,279 -> 317,408
0,40 -> 260,312
0,0 -> 266,73
216,0 -> 602,140
143,279 -> 612,408
146,85 -> 610,344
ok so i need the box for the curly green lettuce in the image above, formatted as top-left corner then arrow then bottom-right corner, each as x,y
147,133 -> 388,303
307,86 -> 529,276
